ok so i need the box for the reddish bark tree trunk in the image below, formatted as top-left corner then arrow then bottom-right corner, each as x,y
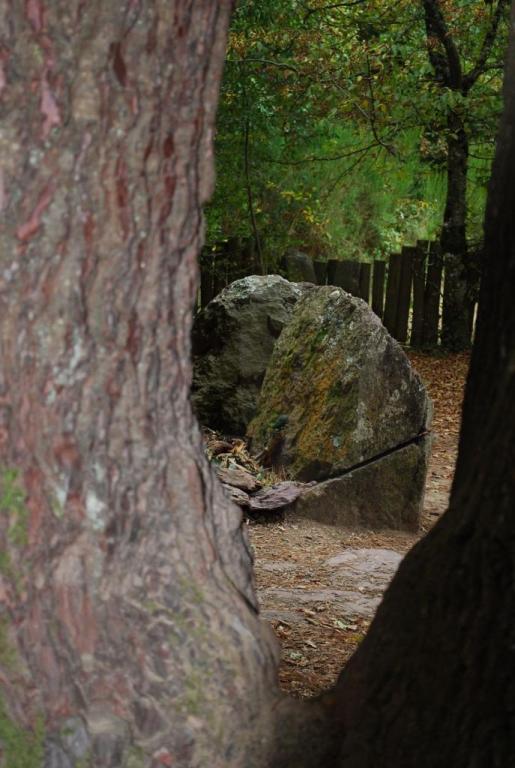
0,3 -> 283,766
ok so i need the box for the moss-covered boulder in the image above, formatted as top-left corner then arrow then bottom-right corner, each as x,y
192,275 -> 312,434
248,287 -> 430,482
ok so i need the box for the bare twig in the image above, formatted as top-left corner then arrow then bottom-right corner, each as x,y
366,51 -> 397,156
264,141 -> 380,166
240,62 -> 265,273
227,57 -> 300,75
303,0 -> 367,20
244,116 -> 264,274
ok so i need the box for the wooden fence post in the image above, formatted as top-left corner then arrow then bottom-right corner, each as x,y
225,237 -> 245,284
372,260 -> 386,319
212,242 -> 228,297
327,259 -> 337,285
334,260 -> 361,295
410,240 -> 428,347
200,246 -> 214,307
313,260 -> 328,285
394,245 -> 415,343
359,263 -> 371,302
327,260 -> 357,294
422,241 -> 443,347
383,253 -> 402,337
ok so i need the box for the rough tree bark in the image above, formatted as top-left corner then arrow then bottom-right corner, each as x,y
0,3 -> 285,767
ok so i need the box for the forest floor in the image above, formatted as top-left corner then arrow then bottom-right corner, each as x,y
248,351 -> 470,699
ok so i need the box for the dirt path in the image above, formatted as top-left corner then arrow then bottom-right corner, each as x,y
249,352 -> 470,698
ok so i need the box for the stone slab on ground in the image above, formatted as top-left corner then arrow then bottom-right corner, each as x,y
221,484 -> 251,508
260,547 -> 402,620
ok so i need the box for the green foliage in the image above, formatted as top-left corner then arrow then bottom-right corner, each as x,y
207,0 -> 507,264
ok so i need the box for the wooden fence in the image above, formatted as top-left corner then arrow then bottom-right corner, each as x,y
199,238 -> 259,308
315,241 -> 444,346
312,240 -> 446,346
199,238 -> 469,347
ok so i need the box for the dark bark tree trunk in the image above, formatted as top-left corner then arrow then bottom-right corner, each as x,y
440,110 -> 472,351
0,3 -> 283,766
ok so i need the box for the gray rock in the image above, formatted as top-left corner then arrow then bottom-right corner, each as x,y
248,286 -> 430,482
293,439 -> 430,531
192,275 -> 311,434
282,249 -> 317,283
60,717 -> 91,760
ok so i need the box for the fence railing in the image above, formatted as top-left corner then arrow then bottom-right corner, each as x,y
312,241 -> 445,347
199,238 -> 471,347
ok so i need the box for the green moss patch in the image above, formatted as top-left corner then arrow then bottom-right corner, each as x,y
0,468 -> 29,548
0,698 -> 44,768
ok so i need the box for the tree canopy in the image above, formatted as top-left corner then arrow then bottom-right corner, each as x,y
207,0 -> 508,271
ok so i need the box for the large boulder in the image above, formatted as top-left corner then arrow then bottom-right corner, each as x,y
192,275 -> 311,434
248,287 -> 431,483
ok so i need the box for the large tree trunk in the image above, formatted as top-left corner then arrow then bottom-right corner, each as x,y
440,109 -> 472,351
0,3 -> 284,766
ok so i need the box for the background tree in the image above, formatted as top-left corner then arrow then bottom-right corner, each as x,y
420,0 -> 509,348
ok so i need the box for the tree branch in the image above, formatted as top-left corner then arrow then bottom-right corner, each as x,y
366,51 -> 397,156
227,58 -> 300,75
264,141 -> 381,166
421,0 -> 462,89
463,0 -> 509,93
303,0 -> 366,20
